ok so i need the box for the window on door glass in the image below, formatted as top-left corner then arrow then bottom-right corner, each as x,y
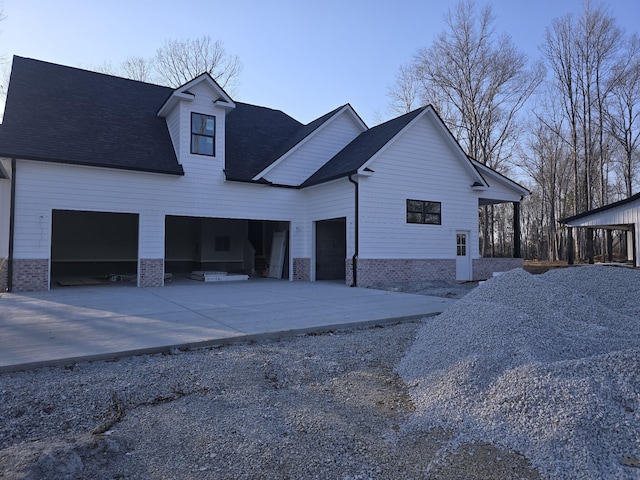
456,233 -> 466,256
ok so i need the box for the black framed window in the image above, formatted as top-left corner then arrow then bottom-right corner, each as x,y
191,113 -> 215,156
406,199 -> 441,225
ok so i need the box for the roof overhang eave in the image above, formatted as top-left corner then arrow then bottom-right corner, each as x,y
0,153 -> 185,176
157,92 -> 195,117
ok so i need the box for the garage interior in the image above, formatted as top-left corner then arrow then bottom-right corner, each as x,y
164,216 -> 290,280
50,210 -> 139,286
315,217 -> 346,281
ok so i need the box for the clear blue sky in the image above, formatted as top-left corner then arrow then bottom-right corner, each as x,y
1,0 -> 639,125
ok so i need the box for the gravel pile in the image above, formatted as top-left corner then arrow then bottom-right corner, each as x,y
398,265 -> 640,479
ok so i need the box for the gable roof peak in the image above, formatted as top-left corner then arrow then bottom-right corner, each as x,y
249,103 -> 367,182
157,71 -> 235,117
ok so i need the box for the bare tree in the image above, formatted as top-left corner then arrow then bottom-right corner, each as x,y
84,36 -> 242,93
412,1 -> 543,171
387,63 -> 419,115
607,34 -> 640,197
576,2 -> 622,212
541,3 -> 631,261
154,36 -> 243,90
542,14 -> 581,216
519,92 -> 573,261
121,56 -> 155,82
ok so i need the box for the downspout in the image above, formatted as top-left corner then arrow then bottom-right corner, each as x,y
7,159 -> 16,292
348,173 -> 358,287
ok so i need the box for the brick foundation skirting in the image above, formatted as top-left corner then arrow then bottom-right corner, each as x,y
292,257 -> 310,281
345,258 -> 354,286
139,258 -> 164,287
472,257 -> 524,280
353,258 -> 456,288
347,257 -> 524,287
0,257 -> 8,292
12,258 -> 49,292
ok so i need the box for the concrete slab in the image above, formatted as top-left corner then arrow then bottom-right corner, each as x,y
0,278 -> 455,372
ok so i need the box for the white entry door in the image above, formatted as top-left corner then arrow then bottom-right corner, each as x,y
455,231 -> 472,281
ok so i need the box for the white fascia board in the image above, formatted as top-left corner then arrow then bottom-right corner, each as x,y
179,73 -> 235,106
471,159 -> 531,197
344,104 -> 369,131
252,105 -> 364,181
157,73 -> 235,117
157,92 -> 194,117
213,99 -> 235,111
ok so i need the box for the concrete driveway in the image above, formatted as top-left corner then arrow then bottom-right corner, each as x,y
0,278 -> 455,372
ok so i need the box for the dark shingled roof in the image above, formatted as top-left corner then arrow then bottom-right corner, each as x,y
225,104 -> 351,182
0,57 -> 352,183
0,57 -> 428,188
302,107 -> 427,187
0,56 -> 183,175
223,103 -> 302,181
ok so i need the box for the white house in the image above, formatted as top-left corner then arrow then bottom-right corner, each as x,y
560,192 -> 640,266
0,57 -> 528,292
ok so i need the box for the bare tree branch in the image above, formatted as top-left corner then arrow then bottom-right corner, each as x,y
387,63 -> 419,115
154,36 -> 243,92
121,56 -> 155,82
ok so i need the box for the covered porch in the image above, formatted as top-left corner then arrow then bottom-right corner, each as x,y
471,160 -> 531,277
560,192 -> 640,268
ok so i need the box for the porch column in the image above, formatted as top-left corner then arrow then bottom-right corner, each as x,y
606,230 -> 613,262
567,227 -> 574,265
587,228 -> 594,264
512,201 -> 521,258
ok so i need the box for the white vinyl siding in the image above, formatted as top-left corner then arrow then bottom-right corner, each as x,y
263,112 -> 363,186
0,178 -> 10,258
12,160 -> 303,260
477,168 -> 525,203
358,114 -> 480,260
165,107 -> 181,158
302,178 -> 356,258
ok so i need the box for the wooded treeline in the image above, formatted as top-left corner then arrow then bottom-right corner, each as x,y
388,0 -> 639,262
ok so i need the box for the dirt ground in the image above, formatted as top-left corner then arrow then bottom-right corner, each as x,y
522,260 -> 570,275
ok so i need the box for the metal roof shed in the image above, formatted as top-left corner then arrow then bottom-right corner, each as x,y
560,192 -> 640,267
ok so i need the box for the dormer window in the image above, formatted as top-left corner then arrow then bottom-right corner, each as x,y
191,113 -> 215,156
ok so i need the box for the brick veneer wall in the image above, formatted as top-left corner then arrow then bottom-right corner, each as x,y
292,257 -> 310,281
472,257 -> 524,280
0,257 -> 8,292
139,258 -> 164,287
353,258 -> 456,288
12,258 -> 49,291
345,259 -> 354,286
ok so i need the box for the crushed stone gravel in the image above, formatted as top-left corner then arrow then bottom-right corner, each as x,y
0,286 -> 541,480
397,265 -> 640,479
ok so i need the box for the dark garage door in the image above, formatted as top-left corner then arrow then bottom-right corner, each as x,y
315,218 -> 346,280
